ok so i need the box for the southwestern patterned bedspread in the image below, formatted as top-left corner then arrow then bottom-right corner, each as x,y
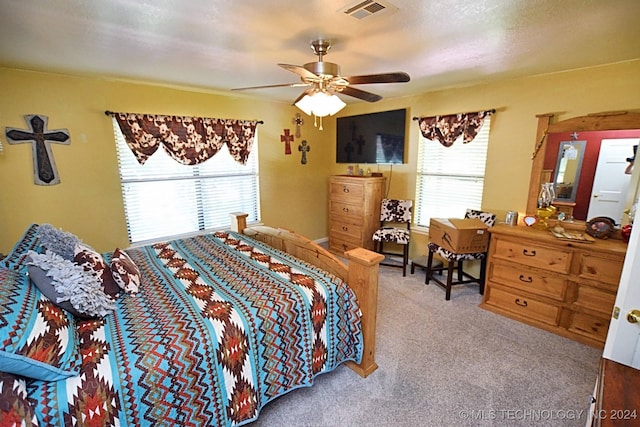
0,225 -> 363,426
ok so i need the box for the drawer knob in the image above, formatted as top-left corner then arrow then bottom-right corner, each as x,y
343,186 -> 350,193
515,298 -> 528,307
342,207 -> 350,212
342,226 -> 349,231
522,249 -> 536,257
519,275 -> 533,283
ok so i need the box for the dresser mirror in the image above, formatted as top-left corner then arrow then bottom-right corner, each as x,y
527,111 -> 640,225
552,140 -> 586,203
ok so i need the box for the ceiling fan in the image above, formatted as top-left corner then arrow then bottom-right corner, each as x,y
232,39 -> 410,107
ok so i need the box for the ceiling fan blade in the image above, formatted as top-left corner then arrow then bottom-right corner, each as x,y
231,82 -> 309,91
345,72 -> 410,85
292,89 -> 313,105
339,86 -> 382,102
278,64 -> 319,80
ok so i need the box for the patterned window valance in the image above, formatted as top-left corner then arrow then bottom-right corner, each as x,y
414,110 -> 494,147
106,111 -> 262,165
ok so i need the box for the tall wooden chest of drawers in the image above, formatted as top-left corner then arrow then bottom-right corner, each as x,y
480,224 -> 627,348
328,175 -> 386,254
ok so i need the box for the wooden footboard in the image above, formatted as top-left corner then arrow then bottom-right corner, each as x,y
230,213 -> 383,377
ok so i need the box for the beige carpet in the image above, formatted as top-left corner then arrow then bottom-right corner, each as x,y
249,265 -> 600,427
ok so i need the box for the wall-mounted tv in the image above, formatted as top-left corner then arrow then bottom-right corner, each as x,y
336,108 -> 407,164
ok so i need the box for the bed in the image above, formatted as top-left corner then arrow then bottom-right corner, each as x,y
0,213 -> 383,426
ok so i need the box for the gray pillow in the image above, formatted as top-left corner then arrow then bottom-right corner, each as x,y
27,264 -> 88,318
36,224 -> 81,260
26,251 -> 116,318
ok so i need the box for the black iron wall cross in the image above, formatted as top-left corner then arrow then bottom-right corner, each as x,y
5,114 -> 70,185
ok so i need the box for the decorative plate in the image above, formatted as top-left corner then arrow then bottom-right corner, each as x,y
585,216 -> 616,239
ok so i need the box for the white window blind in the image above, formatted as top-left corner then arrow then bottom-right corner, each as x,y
112,119 -> 260,245
414,118 -> 491,227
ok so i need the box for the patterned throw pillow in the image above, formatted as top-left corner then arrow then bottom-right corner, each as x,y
0,372 -> 38,426
0,267 -> 81,381
74,243 -> 121,298
110,248 -> 141,294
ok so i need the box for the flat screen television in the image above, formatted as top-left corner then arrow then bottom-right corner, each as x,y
336,108 -> 407,164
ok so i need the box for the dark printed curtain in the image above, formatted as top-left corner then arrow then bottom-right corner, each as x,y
416,110 -> 494,147
113,113 -> 260,165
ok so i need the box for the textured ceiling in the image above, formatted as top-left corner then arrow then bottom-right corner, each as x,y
1,0 -> 639,105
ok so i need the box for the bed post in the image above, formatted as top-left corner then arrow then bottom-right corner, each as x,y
230,212 -> 248,232
344,248 -> 384,378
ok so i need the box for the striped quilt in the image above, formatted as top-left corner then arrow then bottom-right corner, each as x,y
28,230 -> 363,426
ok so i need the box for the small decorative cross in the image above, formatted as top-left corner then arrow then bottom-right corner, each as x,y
298,140 -> 310,165
570,132 -> 579,140
5,115 -> 70,185
280,129 -> 294,155
292,113 -> 304,138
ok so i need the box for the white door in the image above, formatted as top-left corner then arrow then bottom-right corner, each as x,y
603,221 -> 640,369
587,138 -> 638,223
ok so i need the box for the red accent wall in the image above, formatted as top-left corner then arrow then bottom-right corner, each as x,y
544,130 -> 640,220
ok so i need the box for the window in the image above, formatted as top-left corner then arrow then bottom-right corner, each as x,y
112,119 -> 260,245
414,117 -> 491,227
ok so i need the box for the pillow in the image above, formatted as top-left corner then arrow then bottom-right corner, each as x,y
0,372 -> 38,426
36,223 -> 81,260
110,248 -> 141,294
27,265 -> 87,319
73,243 -> 120,298
0,267 -> 81,381
27,250 -> 116,318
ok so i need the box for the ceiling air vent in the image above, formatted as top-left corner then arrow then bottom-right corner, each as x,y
340,0 -> 398,20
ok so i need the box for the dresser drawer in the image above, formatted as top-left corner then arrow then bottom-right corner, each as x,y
492,239 -> 572,274
330,201 -> 364,222
484,286 -> 560,326
572,284 -> 616,316
488,262 -> 567,301
329,181 -> 364,202
329,234 -> 362,253
568,312 -> 611,343
330,221 -> 363,241
577,253 -> 624,288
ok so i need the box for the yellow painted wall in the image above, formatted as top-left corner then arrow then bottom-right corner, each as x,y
0,68 -> 328,253
2,60 -> 639,258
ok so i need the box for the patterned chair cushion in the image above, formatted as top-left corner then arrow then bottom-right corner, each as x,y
0,267 -> 81,381
465,209 -> 497,227
380,199 -> 412,222
373,227 -> 410,245
428,242 -> 486,262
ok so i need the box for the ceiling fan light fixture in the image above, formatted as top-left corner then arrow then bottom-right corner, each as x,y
295,91 -> 346,118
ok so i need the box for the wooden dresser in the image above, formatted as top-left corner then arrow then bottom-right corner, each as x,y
480,224 -> 627,348
328,175 -> 386,254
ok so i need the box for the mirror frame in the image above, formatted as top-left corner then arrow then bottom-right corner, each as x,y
527,111 -> 640,217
